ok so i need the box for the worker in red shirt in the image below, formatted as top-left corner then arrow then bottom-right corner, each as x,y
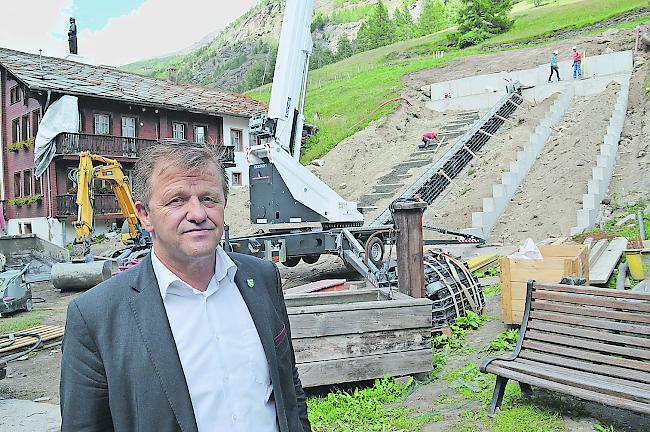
420,131 -> 439,149
572,46 -> 582,79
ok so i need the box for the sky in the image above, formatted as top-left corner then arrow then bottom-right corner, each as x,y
0,0 -> 259,66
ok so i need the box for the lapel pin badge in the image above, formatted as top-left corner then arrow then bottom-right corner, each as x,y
247,278 -> 255,288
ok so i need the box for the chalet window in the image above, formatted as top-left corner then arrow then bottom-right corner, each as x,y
231,129 -> 243,152
249,133 -> 260,147
94,114 -> 110,135
172,122 -> 185,139
194,126 -> 206,144
32,110 -> 40,138
24,169 -> 32,196
14,172 -> 21,197
21,114 -> 30,141
10,86 -> 22,105
232,172 -> 242,186
121,116 -> 136,138
34,174 -> 42,196
11,118 -> 20,143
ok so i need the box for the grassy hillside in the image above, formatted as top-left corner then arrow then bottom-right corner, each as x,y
247,0 -> 647,164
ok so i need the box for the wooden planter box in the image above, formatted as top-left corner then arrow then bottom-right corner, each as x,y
285,289 -> 433,388
499,245 -> 588,324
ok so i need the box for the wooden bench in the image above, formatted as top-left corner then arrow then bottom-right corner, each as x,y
481,281 -> 650,417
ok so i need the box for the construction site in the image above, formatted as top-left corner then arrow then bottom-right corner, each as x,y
1,2 -> 650,431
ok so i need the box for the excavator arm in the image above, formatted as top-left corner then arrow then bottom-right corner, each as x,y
73,151 -> 148,249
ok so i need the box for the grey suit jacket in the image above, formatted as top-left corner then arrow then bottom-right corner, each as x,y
60,252 -> 311,432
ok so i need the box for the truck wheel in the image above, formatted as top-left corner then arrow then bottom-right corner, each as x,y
282,257 -> 300,267
367,237 -> 385,268
302,254 -> 320,264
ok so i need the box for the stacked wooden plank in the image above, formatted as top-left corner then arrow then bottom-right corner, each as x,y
587,237 -> 628,285
0,325 -> 64,353
286,289 -> 432,387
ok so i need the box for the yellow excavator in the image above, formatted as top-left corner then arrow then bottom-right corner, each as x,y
50,152 -> 151,291
72,151 -> 150,256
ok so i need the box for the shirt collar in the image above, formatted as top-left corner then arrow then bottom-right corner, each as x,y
151,246 -> 238,299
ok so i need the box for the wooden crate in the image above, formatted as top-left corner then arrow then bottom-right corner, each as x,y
499,245 -> 588,324
285,289 -> 432,387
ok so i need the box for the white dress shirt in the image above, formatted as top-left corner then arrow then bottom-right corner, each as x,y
151,246 -> 278,432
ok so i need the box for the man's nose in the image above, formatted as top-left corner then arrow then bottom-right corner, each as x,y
185,196 -> 207,223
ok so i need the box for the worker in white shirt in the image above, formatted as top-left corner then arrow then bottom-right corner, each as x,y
60,140 -> 311,432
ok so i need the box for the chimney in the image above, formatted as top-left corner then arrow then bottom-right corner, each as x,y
167,67 -> 177,84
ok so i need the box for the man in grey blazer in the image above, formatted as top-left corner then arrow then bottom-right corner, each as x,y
60,141 -> 311,431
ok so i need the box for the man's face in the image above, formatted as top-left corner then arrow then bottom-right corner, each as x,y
135,162 -> 226,267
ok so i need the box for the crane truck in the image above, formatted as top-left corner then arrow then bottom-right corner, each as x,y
226,0 -> 483,287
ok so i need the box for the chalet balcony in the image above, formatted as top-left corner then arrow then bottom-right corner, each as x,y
55,194 -> 121,218
55,133 -> 154,158
53,133 -> 235,164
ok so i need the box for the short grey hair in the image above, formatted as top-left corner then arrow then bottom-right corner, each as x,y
134,139 -> 229,208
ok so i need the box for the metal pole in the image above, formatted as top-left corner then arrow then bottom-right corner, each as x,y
392,201 -> 427,298
638,210 -> 646,241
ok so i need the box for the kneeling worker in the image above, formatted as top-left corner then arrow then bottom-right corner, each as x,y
420,131 -> 439,149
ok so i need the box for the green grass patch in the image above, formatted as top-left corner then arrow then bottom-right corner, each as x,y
444,363 -> 494,402
486,0 -> 646,45
493,403 -> 566,432
307,376 -> 440,431
644,68 -> 650,100
0,311 -> 52,335
575,200 -> 649,243
483,329 -> 519,353
484,283 -> 502,297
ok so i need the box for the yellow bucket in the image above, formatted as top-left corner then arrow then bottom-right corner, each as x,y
625,249 -> 650,280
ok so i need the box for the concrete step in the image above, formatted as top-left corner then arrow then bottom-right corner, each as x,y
357,205 -> 378,214
373,183 -> 403,194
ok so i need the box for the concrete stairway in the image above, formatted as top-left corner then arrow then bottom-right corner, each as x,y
467,86 -> 575,239
367,84 -> 524,227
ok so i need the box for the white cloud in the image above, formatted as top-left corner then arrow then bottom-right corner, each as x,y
0,0 -> 74,58
0,0 -> 258,66
80,0 -> 259,66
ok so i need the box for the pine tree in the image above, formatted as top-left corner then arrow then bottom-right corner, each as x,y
417,0 -> 446,37
455,0 -> 513,47
335,34 -> 354,61
394,3 -> 415,42
355,0 -> 395,52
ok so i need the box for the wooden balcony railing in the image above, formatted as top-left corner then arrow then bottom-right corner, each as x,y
54,133 -> 235,164
55,133 -> 154,158
55,194 -> 121,218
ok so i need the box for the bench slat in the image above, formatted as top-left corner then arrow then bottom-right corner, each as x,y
522,340 -> 650,373
534,283 -> 650,300
532,300 -> 650,324
518,351 -> 650,385
527,320 -> 650,349
515,358 -> 650,393
529,310 -> 648,335
486,364 -> 650,415
533,290 -> 650,313
525,330 -> 650,361
489,361 -> 650,403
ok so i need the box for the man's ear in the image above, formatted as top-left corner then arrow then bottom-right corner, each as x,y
135,201 -> 153,233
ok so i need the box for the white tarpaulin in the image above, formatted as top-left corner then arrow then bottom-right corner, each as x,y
34,95 -> 79,178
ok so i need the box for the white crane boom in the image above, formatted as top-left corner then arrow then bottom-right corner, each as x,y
247,0 -> 363,225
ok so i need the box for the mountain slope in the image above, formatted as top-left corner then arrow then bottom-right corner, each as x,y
120,0 -> 413,91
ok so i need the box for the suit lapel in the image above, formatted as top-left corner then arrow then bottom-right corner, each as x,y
128,254 -> 198,432
231,256 -> 282,394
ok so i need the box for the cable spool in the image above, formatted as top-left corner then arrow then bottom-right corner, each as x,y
422,250 -> 484,328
